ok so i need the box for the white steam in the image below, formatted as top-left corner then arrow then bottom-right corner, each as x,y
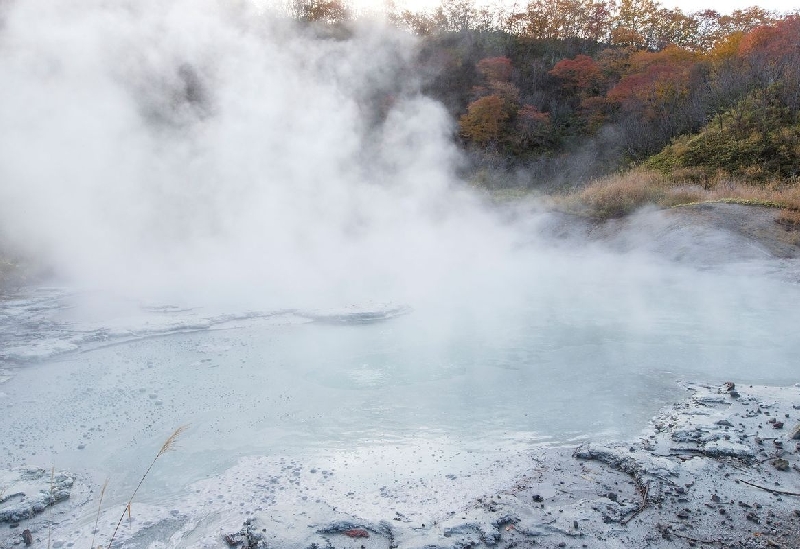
0,0 -> 514,308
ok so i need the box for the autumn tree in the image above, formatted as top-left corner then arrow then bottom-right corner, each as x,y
460,95 -> 511,143
549,54 -> 603,94
612,0 -> 660,48
290,0 -> 350,24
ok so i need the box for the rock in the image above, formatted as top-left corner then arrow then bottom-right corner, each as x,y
773,421 -> 785,429
702,440 -> 755,459
344,529 -> 369,539
790,424 -> 800,440
491,514 -> 519,529
222,521 -> 266,549
672,428 -> 707,443
442,523 -> 480,537
695,395 -> 729,405
773,458 -> 790,471
317,521 -> 369,535
0,468 -> 74,523
22,529 -> 32,546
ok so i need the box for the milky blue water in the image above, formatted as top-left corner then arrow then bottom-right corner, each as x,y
1,254 -> 799,547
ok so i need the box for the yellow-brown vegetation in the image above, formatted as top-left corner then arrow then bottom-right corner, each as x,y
553,169 -> 800,220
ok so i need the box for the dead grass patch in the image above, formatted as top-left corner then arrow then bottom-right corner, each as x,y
553,169 -> 800,220
775,209 -> 800,230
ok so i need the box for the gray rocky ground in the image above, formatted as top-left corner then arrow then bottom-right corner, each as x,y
214,383 -> 800,549
4,384 -> 799,548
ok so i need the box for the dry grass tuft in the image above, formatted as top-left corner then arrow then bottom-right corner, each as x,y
553,170 -> 673,218
775,208 -> 800,230
158,425 -> 187,457
554,169 -> 800,220
90,479 -> 109,549
48,467 -> 54,549
105,426 -> 188,549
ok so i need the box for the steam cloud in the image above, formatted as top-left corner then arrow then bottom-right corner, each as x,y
0,0 -> 519,308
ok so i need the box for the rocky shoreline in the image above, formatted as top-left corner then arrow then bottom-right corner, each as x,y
3,383 -> 800,548
220,383 -> 800,549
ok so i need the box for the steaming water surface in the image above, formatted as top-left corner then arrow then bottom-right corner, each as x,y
1,253 -> 799,546
1,1 -> 800,545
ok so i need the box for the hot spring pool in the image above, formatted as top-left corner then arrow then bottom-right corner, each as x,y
1,251 -> 799,547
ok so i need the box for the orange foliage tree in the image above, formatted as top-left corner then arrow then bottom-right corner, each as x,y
460,95 -> 511,144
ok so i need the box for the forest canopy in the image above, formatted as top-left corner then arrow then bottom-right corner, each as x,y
283,0 -> 799,185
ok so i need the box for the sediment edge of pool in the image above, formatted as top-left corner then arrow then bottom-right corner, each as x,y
3,382 -> 800,549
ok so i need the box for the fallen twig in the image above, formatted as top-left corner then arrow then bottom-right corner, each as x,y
671,529 -> 724,545
738,479 -> 800,497
621,483 -> 649,525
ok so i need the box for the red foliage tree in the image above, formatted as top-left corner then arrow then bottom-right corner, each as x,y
549,54 -> 602,95
477,56 -> 513,83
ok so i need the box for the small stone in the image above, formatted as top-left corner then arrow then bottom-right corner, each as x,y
719,508 -> 726,515
773,458 -> 790,471
773,421 -> 784,429
711,494 -> 721,503
532,494 -> 543,502
22,530 -> 32,546
723,382 -> 736,393
729,391 -> 740,398
573,520 -> 579,529
608,492 -> 618,501
790,424 -> 800,440
677,509 -> 690,519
